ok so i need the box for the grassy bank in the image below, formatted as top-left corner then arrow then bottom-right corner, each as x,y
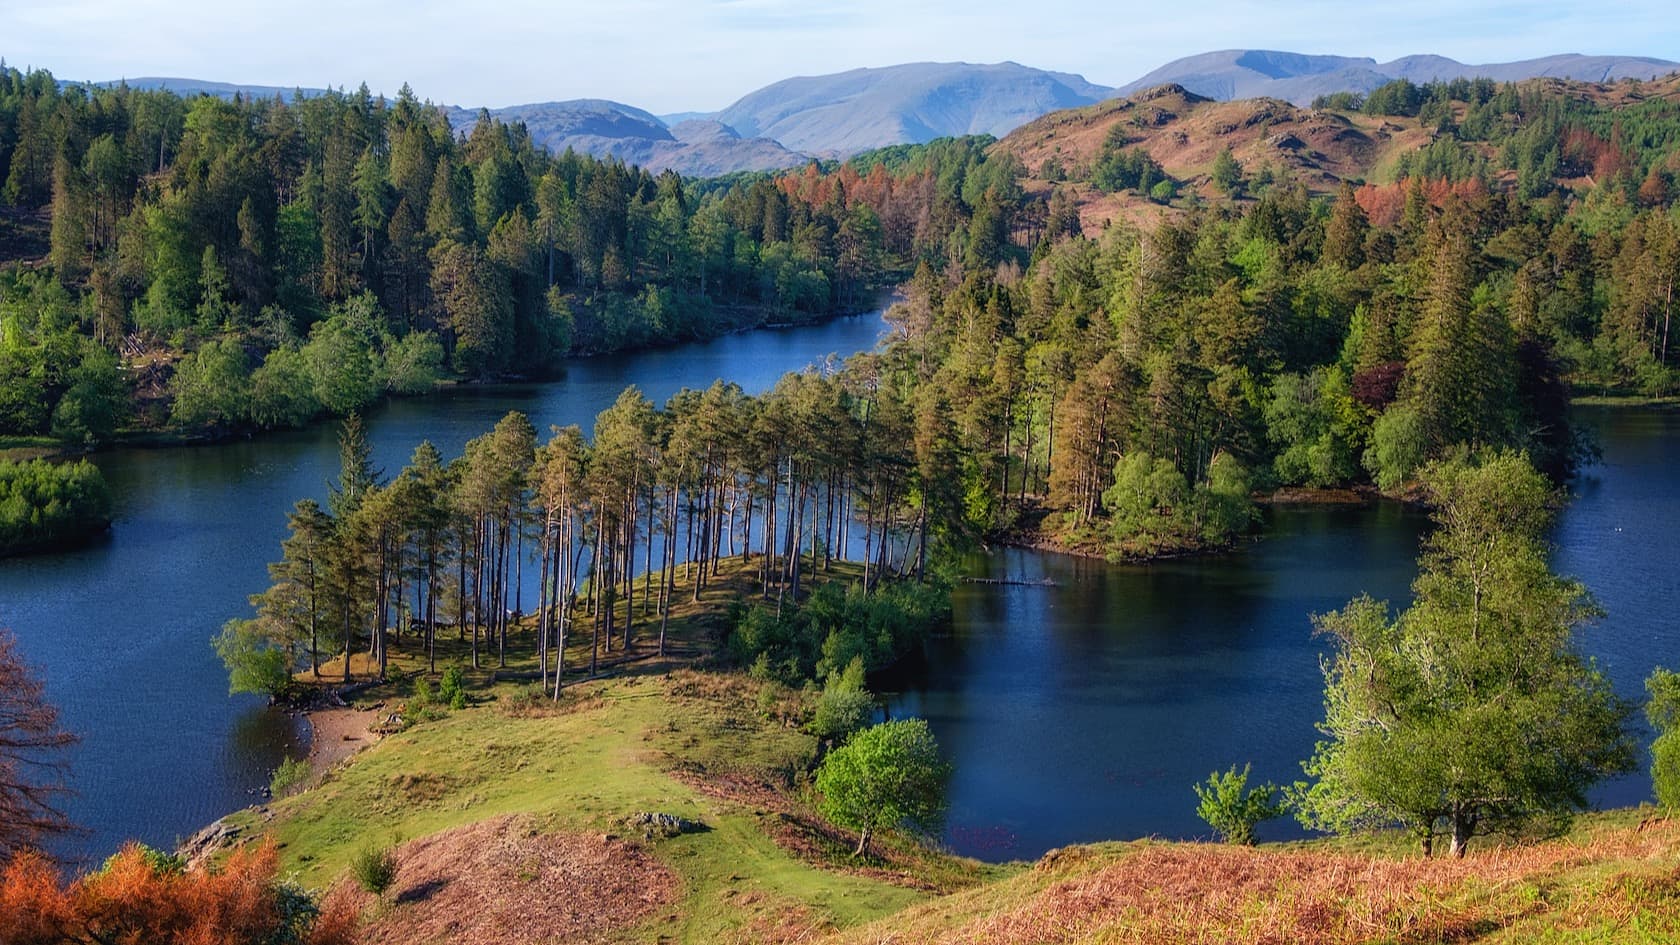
205,555 -> 1680,944
215,558 -> 1001,943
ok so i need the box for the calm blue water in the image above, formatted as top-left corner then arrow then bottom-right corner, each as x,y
0,312 -> 889,863
4,326 -> 1674,867
888,405 -> 1680,860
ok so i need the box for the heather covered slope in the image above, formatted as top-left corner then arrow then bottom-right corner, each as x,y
992,72 -> 1680,231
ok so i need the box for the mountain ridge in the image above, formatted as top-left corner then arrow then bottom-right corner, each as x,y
65,51 -> 1680,176
1115,50 -> 1680,105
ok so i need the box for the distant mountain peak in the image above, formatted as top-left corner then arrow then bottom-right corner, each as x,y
1116,50 -> 1680,105
714,61 -> 1114,154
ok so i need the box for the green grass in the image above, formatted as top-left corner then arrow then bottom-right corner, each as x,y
239,671 -> 946,941
0,434 -> 67,462
231,558 -> 992,942
1571,393 -> 1680,407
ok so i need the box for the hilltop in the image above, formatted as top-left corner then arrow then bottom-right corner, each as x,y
437,100 -> 807,177
991,73 -> 1680,230
712,61 -> 1112,154
64,52 -> 1680,175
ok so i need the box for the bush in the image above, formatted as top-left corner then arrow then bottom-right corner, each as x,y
808,658 -> 874,742
729,579 -> 950,686
1647,668 -> 1680,808
349,844 -> 399,896
213,618 -> 294,699
270,756 -> 309,796
1193,763 -> 1285,845
439,665 -> 467,709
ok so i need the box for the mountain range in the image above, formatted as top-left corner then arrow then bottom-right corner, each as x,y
1115,50 -> 1679,105
78,50 -> 1679,176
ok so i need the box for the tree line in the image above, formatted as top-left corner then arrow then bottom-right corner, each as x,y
0,68 -> 1036,442
218,360 -> 980,697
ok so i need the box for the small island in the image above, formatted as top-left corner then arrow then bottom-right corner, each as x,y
0,458 -> 112,557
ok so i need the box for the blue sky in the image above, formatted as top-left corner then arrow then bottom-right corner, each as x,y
6,0 -> 1678,112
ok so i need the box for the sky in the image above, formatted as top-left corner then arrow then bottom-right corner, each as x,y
6,0 -> 1679,113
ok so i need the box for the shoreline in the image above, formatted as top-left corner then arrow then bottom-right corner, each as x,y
2,300 -> 893,465
298,701 -> 378,780
985,484 -> 1395,566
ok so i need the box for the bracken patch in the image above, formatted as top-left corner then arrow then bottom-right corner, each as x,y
350,815 -> 677,945
840,820 -> 1680,945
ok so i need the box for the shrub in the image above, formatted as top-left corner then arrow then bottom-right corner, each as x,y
212,618 -> 294,699
1647,668 -> 1680,808
439,665 -> 467,709
270,756 -> 309,796
1193,763 -> 1285,845
809,658 -> 874,742
349,844 -> 399,896
0,458 -> 114,556
729,579 -> 951,685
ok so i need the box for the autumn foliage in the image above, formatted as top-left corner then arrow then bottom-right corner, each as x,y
0,839 -> 354,945
1354,177 -> 1488,228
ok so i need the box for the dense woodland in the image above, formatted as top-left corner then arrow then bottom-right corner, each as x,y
6,65 -> 1680,571
10,62 -> 1680,937
0,67 -> 1019,439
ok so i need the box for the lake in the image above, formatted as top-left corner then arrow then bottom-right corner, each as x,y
3,313 -> 1674,866
0,311 -> 890,863
890,404 -> 1680,859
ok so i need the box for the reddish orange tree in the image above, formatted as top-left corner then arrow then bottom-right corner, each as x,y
0,629 -> 77,861
0,839 -> 355,945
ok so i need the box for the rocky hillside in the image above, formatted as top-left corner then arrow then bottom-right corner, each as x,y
994,73 -> 1680,231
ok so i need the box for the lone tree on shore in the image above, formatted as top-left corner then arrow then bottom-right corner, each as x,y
1294,451 -> 1636,857
0,630 -> 77,861
815,718 -> 950,858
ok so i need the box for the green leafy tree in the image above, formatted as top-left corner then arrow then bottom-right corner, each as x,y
1211,147 -> 1244,196
1194,763 -> 1285,845
1363,404 -> 1428,491
1647,668 -> 1680,808
168,337 -> 251,429
50,344 -> 128,444
212,617 -> 293,698
249,346 -> 322,429
815,718 -> 950,857
808,657 -> 874,743
1296,452 -> 1636,856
